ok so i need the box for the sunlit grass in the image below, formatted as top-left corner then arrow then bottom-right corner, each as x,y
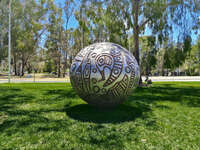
0,82 -> 200,149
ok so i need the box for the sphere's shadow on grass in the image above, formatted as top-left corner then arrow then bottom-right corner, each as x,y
65,104 -> 148,123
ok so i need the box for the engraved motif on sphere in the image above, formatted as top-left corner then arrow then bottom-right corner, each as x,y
70,42 -> 140,108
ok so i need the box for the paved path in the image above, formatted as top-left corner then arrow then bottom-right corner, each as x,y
1,76 -> 200,83
146,76 -> 200,82
0,78 -> 70,83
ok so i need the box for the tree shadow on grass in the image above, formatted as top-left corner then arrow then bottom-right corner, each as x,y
0,95 -> 74,132
0,102 -> 72,133
1,82 -> 199,135
0,87 -> 35,112
45,88 -> 77,99
35,88 -> 78,104
128,84 -> 200,107
65,103 -> 151,124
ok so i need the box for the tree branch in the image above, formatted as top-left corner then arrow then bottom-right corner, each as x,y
33,28 -> 46,47
139,18 -> 151,30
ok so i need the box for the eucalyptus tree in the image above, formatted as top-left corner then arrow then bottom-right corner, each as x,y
108,0 -> 199,81
17,0 -> 48,76
0,0 -> 8,63
74,0 -> 91,48
0,0 -> 48,76
126,0 -> 199,62
196,39 -> 200,75
163,36 -> 192,75
140,36 -> 157,76
71,28 -> 83,55
185,37 -> 200,75
80,0 -> 128,48
63,0 -> 75,77
0,0 -> 7,41
45,0 -> 64,77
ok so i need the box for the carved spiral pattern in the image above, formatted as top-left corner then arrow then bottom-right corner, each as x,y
70,42 -> 140,108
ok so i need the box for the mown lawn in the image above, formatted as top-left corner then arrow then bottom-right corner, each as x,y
0,82 -> 200,150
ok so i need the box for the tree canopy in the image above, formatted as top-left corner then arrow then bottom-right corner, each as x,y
0,0 -> 200,78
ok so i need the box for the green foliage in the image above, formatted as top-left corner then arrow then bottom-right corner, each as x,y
140,36 -> 157,75
0,0 -> 49,76
44,59 -> 54,73
184,37 -> 200,75
0,0 -> 9,63
164,36 -> 192,71
74,0 -> 128,48
45,0 -> 65,77
0,82 -> 200,149
0,0 -> 200,76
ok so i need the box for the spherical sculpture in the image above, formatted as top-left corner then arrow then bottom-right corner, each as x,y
70,42 -> 140,108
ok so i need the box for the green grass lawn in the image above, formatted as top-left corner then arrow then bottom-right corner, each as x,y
0,82 -> 200,150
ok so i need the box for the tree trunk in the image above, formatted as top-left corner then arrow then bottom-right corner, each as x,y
58,56 -> 61,78
70,55 -> 72,64
63,51 -> 67,77
162,68 -> 164,76
21,58 -> 25,77
16,63 -> 21,76
199,64 -> 200,76
27,64 -> 32,74
133,28 -> 140,65
162,58 -> 165,76
132,0 -> 142,84
167,68 -> 169,76
54,59 -> 57,75
14,62 -> 17,76
21,65 -> 24,76
13,54 -> 17,76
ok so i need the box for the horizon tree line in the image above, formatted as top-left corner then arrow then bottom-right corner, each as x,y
0,0 -> 200,78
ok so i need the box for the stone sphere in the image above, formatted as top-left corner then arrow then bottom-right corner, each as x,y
70,42 -> 140,108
